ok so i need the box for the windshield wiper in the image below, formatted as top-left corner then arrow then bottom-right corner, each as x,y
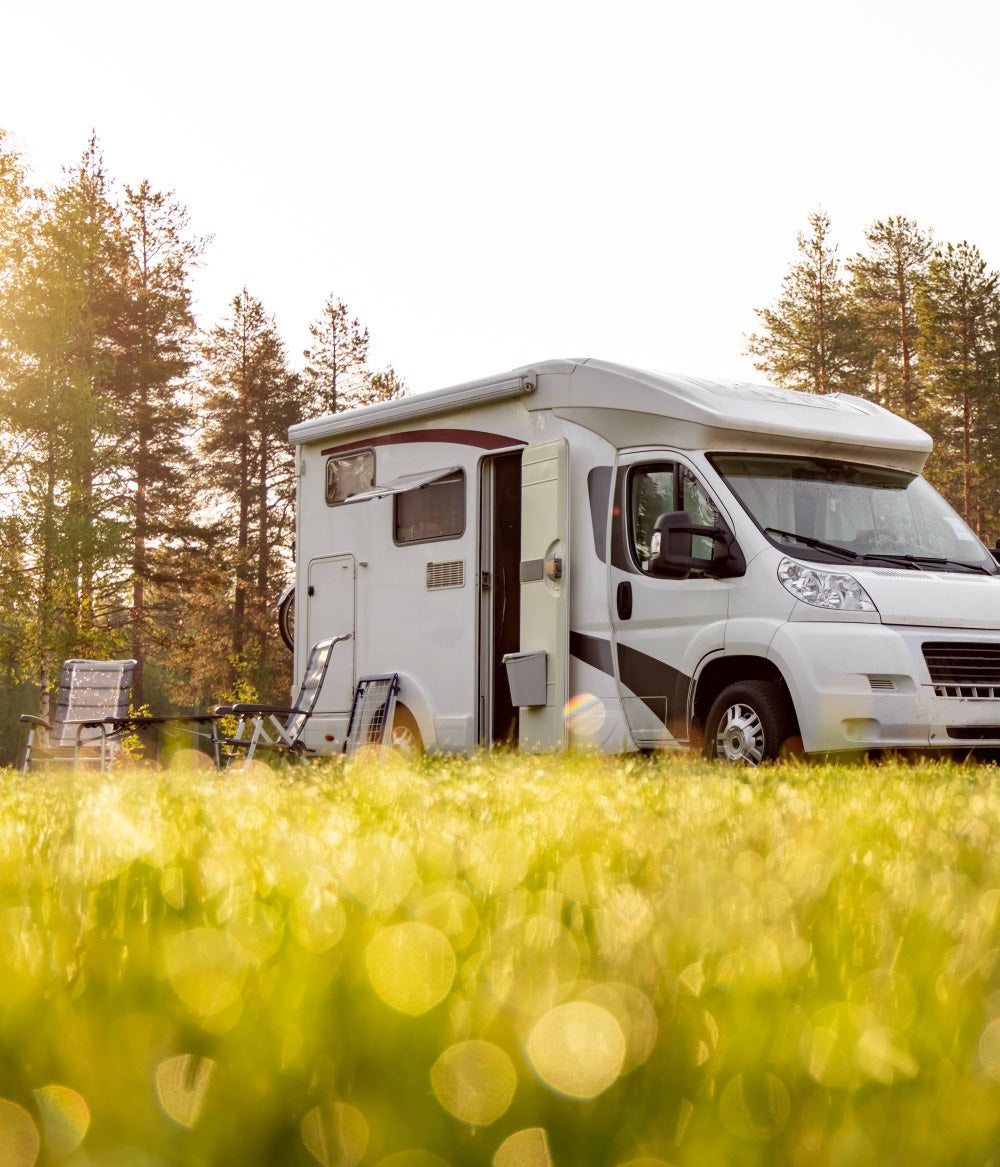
764,527 -> 858,560
862,552 -> 993,575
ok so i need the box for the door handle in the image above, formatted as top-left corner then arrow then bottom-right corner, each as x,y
616,581 -> 632,621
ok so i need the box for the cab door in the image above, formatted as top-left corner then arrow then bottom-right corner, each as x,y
609,454 -> 732,747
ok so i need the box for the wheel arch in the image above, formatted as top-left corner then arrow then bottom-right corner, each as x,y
393,673 -> 437,751
693,654 -> 800,737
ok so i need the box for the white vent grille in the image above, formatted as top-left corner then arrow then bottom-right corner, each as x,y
426,560 -> 465,590
868,675 -> 897,692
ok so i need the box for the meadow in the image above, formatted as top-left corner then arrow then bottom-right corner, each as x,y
2,751 -> 1000,1166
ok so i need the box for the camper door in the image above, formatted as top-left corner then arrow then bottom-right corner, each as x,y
515,438 -> 569,750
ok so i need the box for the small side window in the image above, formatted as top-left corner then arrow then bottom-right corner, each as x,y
395,471 -> 465,544
326,450 -> 374,505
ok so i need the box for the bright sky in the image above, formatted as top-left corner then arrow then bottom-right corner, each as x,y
4,0 -> 1000,396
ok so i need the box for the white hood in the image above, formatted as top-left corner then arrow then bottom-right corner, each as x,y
858,568 -> 1000,629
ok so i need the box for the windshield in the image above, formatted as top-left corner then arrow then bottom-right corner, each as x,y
711,453 -> 997,574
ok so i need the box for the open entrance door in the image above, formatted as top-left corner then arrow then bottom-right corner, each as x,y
516,439 -> 569,750
479,452 -> 522,746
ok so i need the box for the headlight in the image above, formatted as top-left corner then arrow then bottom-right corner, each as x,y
777,557 -> 878,612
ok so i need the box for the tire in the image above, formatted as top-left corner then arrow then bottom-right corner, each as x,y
703,680 -> 793,765
277,586 -> 294,653
390,705 -> 424,755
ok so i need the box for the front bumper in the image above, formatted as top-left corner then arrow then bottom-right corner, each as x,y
768,622 -> 1000,753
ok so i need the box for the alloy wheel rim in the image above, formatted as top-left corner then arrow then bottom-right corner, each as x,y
716,702 -> 765,764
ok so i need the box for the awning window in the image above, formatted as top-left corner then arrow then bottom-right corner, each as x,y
340,465 -> 462,504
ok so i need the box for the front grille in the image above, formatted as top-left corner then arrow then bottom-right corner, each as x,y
923,643 -> 1000,694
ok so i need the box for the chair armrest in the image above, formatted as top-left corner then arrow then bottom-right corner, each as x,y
67,719 -> 114,748
20,714 -> 51,729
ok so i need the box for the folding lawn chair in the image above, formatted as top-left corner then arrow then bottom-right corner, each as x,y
20,658 -> 137,772
212,634 -> 350,767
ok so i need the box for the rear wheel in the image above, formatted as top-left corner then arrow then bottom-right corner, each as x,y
704,680 -> 793,765
391,705 -> 424,755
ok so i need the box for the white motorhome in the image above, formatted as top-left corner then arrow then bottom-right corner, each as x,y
286,357 -> 1000,762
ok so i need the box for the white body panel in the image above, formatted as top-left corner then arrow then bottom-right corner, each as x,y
288,358 -> 1000,757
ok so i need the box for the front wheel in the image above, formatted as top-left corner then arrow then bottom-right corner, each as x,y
704,681 -> 793,765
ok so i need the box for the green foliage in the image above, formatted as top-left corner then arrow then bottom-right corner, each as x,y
0,128 -> 407,719
746,210 -> 871,395
199,289 -> 300,702
916,242 -> 1000,535
846,215 -> 933,419
302,295 -> 407,417
302,296 -> 372,415
748,210 -> 1000,541
2,754 -> 1000,1165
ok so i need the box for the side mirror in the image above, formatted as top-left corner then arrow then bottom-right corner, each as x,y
649,511 -> 742,578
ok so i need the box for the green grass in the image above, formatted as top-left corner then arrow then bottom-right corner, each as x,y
2,752 -> 1000,1165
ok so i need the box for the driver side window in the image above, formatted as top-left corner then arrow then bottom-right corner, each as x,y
629,464 -> 674,567
628,462 -> 728,576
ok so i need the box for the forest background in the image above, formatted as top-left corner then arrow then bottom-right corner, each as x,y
2,129 -> 999,766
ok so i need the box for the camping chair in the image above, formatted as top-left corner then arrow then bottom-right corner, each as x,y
343,673 -> 400,757
211,634 -> 350,767
20,658 -> 137,772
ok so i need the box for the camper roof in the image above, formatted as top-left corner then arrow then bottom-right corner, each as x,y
288,357 -> 932,469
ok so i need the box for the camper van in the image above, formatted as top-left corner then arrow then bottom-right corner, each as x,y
286,357 -> 1000,762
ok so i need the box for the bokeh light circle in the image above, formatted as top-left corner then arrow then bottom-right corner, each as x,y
165,928 -> 248,1020
301,1102 -> 369,1167
494,1127 -> 553,1166
0,1099 -> 40,1167
32,1085 -> 90,1155
579,982 -> 658,1072
430,1040 -> 517,1126
366,923 -> 456,1015
526,1001 -> 625,1098
155,1055 -> 215,1128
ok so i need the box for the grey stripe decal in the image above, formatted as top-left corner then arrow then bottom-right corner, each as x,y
570,631 -> 690,736
570,631 -> 615,675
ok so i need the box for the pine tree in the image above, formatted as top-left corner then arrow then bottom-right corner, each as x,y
915,242 -> 1000,535
198,289 -> 300,700
302,295 -> 407,414
847,216 -> 933,420
746,210 -> 871,394
0,137 -> 132,691
110,180 -> 205,706
302,296 -> 370,414
365,364 -> 407,406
